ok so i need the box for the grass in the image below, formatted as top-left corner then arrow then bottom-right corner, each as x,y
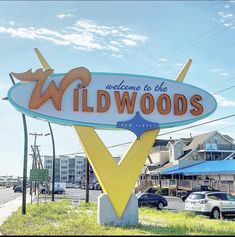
1,200 -> 235,235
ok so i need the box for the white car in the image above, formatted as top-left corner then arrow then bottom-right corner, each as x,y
185,191 -> 235,219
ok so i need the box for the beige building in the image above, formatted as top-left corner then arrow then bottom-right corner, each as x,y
136,131 -> 235,194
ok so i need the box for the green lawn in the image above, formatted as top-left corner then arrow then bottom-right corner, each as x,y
1,200 -> 235,235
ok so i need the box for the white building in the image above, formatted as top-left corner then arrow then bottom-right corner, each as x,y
44,155 -> 85,184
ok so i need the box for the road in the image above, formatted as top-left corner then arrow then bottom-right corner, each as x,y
165,196 -> 185,212
0,188 -> 22,206
0,187 -> 186,211
64,189 -> 186,211
1,188 -> 235,221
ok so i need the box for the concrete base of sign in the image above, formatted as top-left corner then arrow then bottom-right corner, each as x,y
97,194 -> 138,226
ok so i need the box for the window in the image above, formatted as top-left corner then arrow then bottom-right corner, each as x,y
208,194 -> 220,200
141,194 -> 149,200
226,194 -> 235,201
189,194 -> 205,200
217,193 -> 228,201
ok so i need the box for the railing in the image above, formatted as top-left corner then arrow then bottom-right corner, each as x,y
169,179 -> 177,186
161,180 -> 169,188
161,179 -> 177,188
152,180 -> 160,188
136,178 -> 235,195
135,180 -> 152,194
178,180 -> 192,190
178,180 -> 235,194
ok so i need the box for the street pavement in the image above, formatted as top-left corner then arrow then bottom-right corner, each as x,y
0,188 -> 22,206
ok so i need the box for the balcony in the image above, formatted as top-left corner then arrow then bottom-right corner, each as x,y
161,179 -> 177,188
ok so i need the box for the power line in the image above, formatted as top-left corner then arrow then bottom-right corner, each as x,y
158,113 -> 235,136
212,85 -> 235,95
134,16 -> 235,74
61,113 -> 235,155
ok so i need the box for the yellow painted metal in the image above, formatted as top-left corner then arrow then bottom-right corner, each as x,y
34,48 -> 191,218
34,48 -> 52,71
75,126 -> 159,218
176,59 -> 192,82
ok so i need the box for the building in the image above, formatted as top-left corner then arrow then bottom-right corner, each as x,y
44,155 -> 121,185
44,155 -> 87,184
147,131 -> 235,167
136,131 -> 235,195
0,175 -> 22,187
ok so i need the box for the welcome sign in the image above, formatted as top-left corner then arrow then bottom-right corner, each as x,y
8,67 -> 216,138
7,51 -> 217,222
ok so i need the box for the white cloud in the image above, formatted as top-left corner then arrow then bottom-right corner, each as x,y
111,54 -> 123,58
211,68 -> 231,77
174,63 -> 183,67
0,19 -> 148,56
122,39 -> 137,46
211,68 -> 222,72
224,4 -> 230,8
214,94 -> 235,107
217,10 -> 235,29
158,58 -> 168,62
220,72 -> 231,76
57,14 -> 74,20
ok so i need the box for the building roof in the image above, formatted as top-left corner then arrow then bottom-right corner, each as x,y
153,139 -> 170,147
183,131 -> 214,151
224,135 -> 234,143
162,160 -> 235,175
180,138 -> 193,146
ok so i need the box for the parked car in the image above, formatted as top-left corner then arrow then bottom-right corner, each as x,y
54,187 -> 65,194
181,185 -> 219,201
137,192 -> 168,210
66,183 -> 75,188
40,186 -> 65,194
13,184 -> 20,190
94,183 -> 101,190
14,185 -> 22,192
185,191 -> 235,219
74,184 -> 81,189
40,187 -> 49,194
89,184 -> 95,190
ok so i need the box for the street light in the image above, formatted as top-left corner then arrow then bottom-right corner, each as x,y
44,122 -> 55,201
3,74 -> 28,215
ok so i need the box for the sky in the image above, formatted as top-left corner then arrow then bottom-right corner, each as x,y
1,1 -> 235,177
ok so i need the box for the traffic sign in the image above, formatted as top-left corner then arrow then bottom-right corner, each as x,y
30,169 -> 48,181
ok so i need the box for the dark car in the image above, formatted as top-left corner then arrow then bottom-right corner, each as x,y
181,185 -> 219,201
137,192 -> 168,210
40,187 -> 49,194
14,185 -> 22,192
54,187 -> 65,194
40,186 -> 65,194
13,184 -> 20,190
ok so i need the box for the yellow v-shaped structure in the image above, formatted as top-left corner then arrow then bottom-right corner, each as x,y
34,48 -> 192,218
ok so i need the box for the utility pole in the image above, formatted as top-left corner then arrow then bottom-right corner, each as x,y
29,133 -> 43,195
47,122 -> 56,202
85,158 -> 90,203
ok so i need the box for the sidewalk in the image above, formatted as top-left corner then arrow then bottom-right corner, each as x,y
0,194 -> 31,228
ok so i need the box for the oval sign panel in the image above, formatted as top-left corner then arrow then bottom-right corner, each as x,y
8,67 -> 217,138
